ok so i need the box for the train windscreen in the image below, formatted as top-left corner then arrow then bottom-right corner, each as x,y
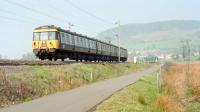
33,32 -> 56,40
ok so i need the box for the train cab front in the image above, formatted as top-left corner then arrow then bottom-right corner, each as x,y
32,27 -> 59,60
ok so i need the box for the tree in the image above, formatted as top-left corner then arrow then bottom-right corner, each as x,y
21,52 -> 36,60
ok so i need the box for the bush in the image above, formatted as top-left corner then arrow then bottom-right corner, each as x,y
138,93 -> 147,105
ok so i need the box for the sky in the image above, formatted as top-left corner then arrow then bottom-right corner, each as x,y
0,0 -> 200,58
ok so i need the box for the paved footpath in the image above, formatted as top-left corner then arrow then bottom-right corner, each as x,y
0,66 -> 158,112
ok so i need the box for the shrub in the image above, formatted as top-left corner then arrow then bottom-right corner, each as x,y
138,93 -> 147,105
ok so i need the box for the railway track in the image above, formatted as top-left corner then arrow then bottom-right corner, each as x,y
0,59 -> 122,66
0,59 -> 76,66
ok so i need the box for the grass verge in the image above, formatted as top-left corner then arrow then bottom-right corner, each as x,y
0,63 -> 150,108
96,71 -> 159,112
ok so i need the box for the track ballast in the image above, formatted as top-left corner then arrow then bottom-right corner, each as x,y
0,59 -> 122,66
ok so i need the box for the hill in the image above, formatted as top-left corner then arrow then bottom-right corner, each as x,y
97,20 -> 200,51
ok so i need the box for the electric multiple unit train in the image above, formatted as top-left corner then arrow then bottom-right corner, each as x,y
32,25 -> 128,62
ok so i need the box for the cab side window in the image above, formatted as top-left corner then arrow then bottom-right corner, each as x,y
33,32 -> 40,40
49,32 -> 56,40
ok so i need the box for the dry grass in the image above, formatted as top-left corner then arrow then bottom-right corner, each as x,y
161,63 -> 186,99
161,63 -> 200,97
187,64 -> 200,96
158,63 -> 200,112
155,95 -> 184,112
0,68 -> 36,107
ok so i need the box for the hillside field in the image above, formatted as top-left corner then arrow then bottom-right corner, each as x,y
98,20 -> 200,51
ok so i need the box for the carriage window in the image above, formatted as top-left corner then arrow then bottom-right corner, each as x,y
71,35 -> 74,45
82,38 -> 85,47
94,41 -> 96,49
100,43 -> 102,50
91,40 -> 94,49
75,36 -> 78,45
65,33 -> 69,44
85,39 -> 88,48
80,38 -> 83,46
61,32 -> 65,38
33,32 -> 40,40
60,32 -> 65,43
89,40 -> 91,48
76,37 -> 79,46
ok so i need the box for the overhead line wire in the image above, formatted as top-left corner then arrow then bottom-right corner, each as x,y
3,0 -> 110,36
63,0 -> 113,25
63,0 -> 118,38
0,15 -> 36,24
4,0 -> 68,23
41,0 -> 99,34
0,8 -> 45,24
16,0 -> 100,35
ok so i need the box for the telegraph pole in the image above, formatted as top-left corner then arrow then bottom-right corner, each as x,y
185,39 -> 191,78
115,20 -> 121,62
181,39 -> 191,89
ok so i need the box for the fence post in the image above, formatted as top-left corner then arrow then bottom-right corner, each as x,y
157,72 -> 159,89
90,72 -> 93,82
157,63 -> 163,91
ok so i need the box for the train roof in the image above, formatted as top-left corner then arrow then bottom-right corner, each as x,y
34,25 -> 127,50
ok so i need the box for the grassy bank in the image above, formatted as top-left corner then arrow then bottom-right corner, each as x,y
96,71 -> 159,112
0,63 -> 150,108
96,63 -> 200,112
